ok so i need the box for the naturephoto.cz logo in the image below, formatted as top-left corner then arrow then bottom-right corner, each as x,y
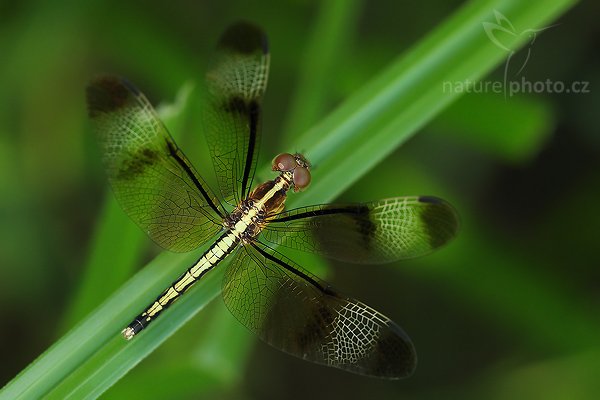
442,10 -> 590,98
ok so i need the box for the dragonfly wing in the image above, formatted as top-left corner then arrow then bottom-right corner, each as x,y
221,242 -> 416,379
87,76 -> 224,252
204,21 -> 269,205
262,196 -> 459,263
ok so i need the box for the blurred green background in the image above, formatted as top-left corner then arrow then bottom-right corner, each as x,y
1,0 -> 599,399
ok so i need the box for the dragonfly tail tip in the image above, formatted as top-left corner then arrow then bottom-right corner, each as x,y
121,327 -> 136,340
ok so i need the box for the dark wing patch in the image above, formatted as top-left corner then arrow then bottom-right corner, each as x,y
418,196 -> 459,248
116,147 -> 160,180
219,21 -> 269,54
87,77 -> 131,116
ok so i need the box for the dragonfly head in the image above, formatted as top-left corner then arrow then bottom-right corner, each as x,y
272,153 -> 311,192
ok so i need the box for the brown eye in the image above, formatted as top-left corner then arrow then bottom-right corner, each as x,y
272,153 -> 296,171
293,167 -> 311,191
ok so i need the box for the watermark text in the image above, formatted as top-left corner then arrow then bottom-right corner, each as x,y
443,77 -> 590,97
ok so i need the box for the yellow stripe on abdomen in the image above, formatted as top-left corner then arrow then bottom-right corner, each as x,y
122,231 -> 239,339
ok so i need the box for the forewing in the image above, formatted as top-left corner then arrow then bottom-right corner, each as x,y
87,76 -> 224,252
221,242 -> 416,379
262,196 -> 459,263
204,21 -> 269,204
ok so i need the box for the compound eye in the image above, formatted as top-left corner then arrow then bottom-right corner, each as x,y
272,153 -> 296,171
293,167 -> 311,191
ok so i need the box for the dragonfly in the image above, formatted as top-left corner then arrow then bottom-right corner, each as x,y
86,21 -> 458,379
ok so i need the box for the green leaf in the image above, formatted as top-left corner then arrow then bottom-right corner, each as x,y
430,92 -> 555,163
281,0 -> 363,138
58,196 -> 147,333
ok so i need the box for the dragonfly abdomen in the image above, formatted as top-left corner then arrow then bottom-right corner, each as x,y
122,230 -> 239,340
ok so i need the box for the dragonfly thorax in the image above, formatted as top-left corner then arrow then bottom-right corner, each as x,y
227,153 -> 311,243
226,172 -> 295,244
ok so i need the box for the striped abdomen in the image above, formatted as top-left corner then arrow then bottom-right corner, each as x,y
122,231 -> 239,339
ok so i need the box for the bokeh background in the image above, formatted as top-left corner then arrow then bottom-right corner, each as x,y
1,0 -> 599,399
